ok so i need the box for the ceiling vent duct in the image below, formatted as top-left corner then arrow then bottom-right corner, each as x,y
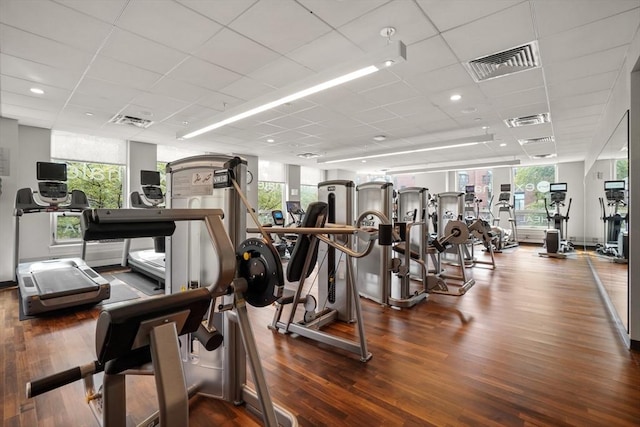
297,152 -> 320,159
504,112 -> 550,128
109,114 -> 154,128
465,41 -> 540,82
518,136 -> 555,145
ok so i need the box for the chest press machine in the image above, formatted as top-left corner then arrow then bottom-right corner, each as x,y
27,157 -> 298,427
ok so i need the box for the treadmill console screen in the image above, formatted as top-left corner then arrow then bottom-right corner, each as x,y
37,162 -> 67,182
550,182 -> 567,192
604,180 -> 625,190
272,210 -> 285,225
500,184 -> 511,192
140,170 -> 161,186
38,181 -> 68,203
286,201 -> 304,214
465,185 -> 475,194
143,186 -> 164,200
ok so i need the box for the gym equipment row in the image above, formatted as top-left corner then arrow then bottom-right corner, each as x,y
14,161 -> 110,315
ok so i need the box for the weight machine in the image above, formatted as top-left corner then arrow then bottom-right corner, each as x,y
596,180 -> 628,261
27,155 -> 298,426
540,182 -> 573,258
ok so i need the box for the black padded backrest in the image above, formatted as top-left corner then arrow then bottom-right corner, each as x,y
15,188 -> 40,213
81,210 -> 176,241
286,201 -> 327,282
69,189 -> 90,210
95,287 -> 212,364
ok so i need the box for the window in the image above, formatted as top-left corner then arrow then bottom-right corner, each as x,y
512,165 -> 556,228
157,161 -> 168,195
52,131 -> 126,243
300,166 -> 324,211
258,160 -> 286,225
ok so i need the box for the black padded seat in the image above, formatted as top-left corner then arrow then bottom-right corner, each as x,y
285,202 -> 328,282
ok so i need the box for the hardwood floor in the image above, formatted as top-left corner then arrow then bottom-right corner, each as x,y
2,244 -> 640,426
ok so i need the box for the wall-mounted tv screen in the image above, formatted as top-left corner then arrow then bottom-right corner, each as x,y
36,162 -> 67,181
500,184 -> 511,192
549,182 -> 567,192
141,170 -> 161,186
604,180 -> 625,190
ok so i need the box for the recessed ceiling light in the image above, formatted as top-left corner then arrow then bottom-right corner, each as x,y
30,87 -> 44,95
361,160 -> 367,163
450,94 -> 462,101
85,112 -> 94,116
500,143 -> 507,147
373,135 -> 386,141
384,60 -> 395,67
182,121 -> 189,126
482,126 -> 490,130
267,138 -> 275,143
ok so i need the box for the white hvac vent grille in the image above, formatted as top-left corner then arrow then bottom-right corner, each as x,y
505,112 -> 550,128
109,114 -> 154,128
518,136 -> 555,145
465,41 -> 540,82
531,153 -> 557,159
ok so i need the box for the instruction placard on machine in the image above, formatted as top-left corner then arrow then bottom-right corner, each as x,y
172,169 -> 215,197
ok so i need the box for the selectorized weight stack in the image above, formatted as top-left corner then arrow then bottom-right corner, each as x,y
317,180 -> 356,322
396,187 -> 429,283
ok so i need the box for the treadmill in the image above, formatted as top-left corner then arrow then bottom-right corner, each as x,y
121,170 -> 166,285
15,162 -> 110,315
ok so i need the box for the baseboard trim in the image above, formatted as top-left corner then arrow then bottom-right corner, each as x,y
0,280 -> 17,290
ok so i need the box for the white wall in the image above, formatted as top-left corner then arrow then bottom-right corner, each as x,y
557,161 -> 585,244
412,171 -> 448,196
0,118 -> 20,282
326,168 -> 357,182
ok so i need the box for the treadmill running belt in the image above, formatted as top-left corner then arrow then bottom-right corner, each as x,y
33,267 -> 99,300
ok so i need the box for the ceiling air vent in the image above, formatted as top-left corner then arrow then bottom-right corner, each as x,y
109,114 -> 154,129
297,152 -> 320,159
505,112 -> 550,128
531,153 -> 557,159
518,136 -> 555,145
465,41 -> 540,82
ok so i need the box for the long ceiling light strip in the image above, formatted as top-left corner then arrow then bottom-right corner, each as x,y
323,142 -> 480,164
390,159 -> 520,175
179,41 -> 407,140
182,66 -> 378,139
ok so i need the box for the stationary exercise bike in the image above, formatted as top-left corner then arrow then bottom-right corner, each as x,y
540,183 -> 573,258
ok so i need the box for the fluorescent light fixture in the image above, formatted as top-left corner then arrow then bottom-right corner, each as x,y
30,87 -> 44,95
179,41 -> 407,140
450,94 -> 462,101
318,134 -> 493,164
390,159 -> 520,175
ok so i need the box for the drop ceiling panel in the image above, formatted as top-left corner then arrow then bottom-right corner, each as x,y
0,53 -> 83,90
86,56 -> 163,91
539,9 -> 640,64
194,28 -> 280,75
1,75 -> 71,102
491,87 -> 548,111
99,29 -> 189,75
441,2 -> 536,61
551,104 -> 605,121
544,45 -> 629,84
547,71 -> 618,100
150,78 -> 215,104
117,0 -> 222,53
428,85 -> 488,114
168,57 -> 241,92
350,107 -> 398,125
416,0 -> 523,32
337,1 -> 438,51
532,0 -> 640,37
72,77 -> 142,111
360,81 -> 422,107
196,91 -> 244,112
0,0 -> 113,52
1,104 -> 58,126
383,97 -> 442,117
404,63 -> 474,96
0,24 -> 93,71
176,0 -> 256,25
55,0 -> 128,23
549,90 -> 610,110
249,56 -> 314,89
287,31 -> 364,72
297,0 -> 389,28
1,90 -> 67,112
127,93 -> 190,118
220,76 -> 275,101
229,0 -> 331,54
390,35 -> 459,79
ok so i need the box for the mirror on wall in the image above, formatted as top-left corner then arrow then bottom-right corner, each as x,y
586,110 -> 629,331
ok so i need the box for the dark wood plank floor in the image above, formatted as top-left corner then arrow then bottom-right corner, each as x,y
2,244 -> 640,426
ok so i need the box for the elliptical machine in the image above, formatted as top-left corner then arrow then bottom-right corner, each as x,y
490,184 -> 519,251
540,182 -> 573,258
596,180 -> 628,261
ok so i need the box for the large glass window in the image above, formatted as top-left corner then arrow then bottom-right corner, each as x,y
51,131 -> 126,243
300,166 -> 324,211
258,160 -> 286,224
512,165 -> 556,228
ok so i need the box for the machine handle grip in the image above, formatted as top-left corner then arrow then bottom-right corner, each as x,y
378,224 -> 393,246
432,239 -> 446,252
27,361 -> 102,398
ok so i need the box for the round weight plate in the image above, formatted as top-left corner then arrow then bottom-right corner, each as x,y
444,220 -> 470,244
236,238 -> 284,307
